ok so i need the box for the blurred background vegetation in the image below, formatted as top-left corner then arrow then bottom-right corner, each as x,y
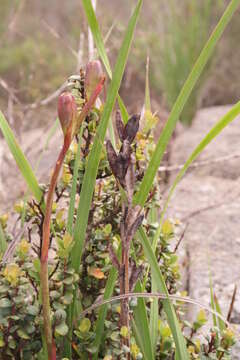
0,0 -> 240,129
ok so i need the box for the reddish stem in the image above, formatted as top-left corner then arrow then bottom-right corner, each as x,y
40,133 -> 71,359
40,77 -> 105,360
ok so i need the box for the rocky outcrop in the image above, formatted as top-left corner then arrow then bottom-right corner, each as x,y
167,105 -> 240,357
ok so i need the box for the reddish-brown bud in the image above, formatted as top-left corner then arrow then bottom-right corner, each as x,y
58,92 -> 77,137
85,60 -> 104,101
123,114 -> 140,144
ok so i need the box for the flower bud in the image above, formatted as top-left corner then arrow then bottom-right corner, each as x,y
85,60 -> 104,101
116,110 -> 125,142
123,114 -> 140,144
58,92 -> 77,137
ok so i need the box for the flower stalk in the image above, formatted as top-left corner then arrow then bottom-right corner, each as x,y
107,111 -> 143,357
40,65 -> 105,359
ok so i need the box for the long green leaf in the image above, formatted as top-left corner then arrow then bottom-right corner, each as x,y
118,95 -> 129,124
214,294 -> 226,332
67,125 -> 84,235
134,0 -> 240,208
71,0 -> 142,270
133,281 -> 154,360
132,318 -> 150,360
144,59 -> 158,356
138,226 -> 189,360
0,111 -> 43,203
63,125 -> 84,357
92,266 -> 118,359
209,275 -> 218,328
149,278 -> 158,355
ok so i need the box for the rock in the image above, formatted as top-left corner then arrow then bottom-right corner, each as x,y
0,124 -> 62,212
167,105 -> 240,357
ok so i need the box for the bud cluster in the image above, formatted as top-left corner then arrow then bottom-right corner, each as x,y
57,60 -> 104,141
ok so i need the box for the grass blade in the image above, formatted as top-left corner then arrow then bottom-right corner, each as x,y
214,294 -> 226,332
63,126 -> 84,357
0,111 -> 43,203
133,281 -> 154,360
134,0 -> 240,208
144,58 -> 158,356
149,278 -> 158,355
118,95 -> 129,124
210,276 -> 218,328
71,0 -> 142,271
138,226 -> 189,360
92,266 -> 118,359
66,125 -> 84,235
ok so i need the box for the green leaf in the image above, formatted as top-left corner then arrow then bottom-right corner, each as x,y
61,293 -> 73,305
79,317 -> 91,333
55,322 -> 69,336
0,111 -> 43,203
148,207 -> 158,356
71,0 -> 142,272
149,279 -> 158,356
117,95 -> 129,125
134,0 -> 240,208
133,281 -> 154,360
214,294 -> 226,332
138,226 -> 189,359
27,305 -> 39,316
0,298 -> 11,308
210,276 -> 217,328
66,125 -> 84,235
92,248 -> 120,360
17,329 -> 30,340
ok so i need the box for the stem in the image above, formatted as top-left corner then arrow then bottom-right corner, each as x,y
124,246 -> 130,352
40,78 -> 105,360
120,202 -> 130,357
40,133 -> 71,360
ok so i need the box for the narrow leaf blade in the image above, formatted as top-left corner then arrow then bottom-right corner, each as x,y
138,226 -> 189,359
133,281 -> 154,360
134,0 -> 240,208
71,0 -> 142,271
